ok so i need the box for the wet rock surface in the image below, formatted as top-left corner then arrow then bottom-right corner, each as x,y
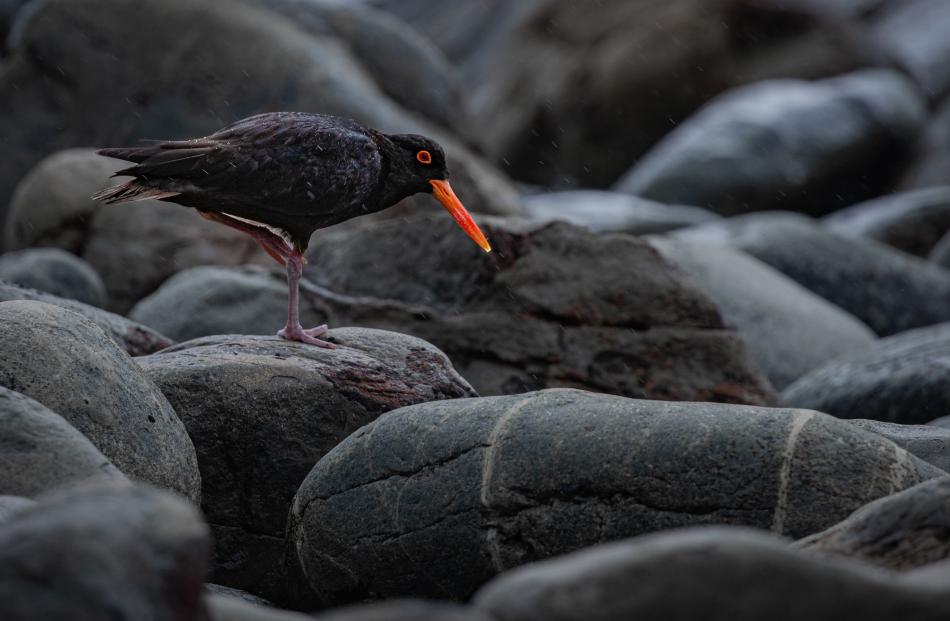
290,389 -> 939,603
473,526 -> 950,621
0,386 -> 126,497
0,282 -> 173,356
615,71 -> 926,215
138,330 -> 474,602
675,212 -> 950,335
796,477 -> 950,571
0,300 -> 200,500
0,483 -> 209,621
0,248 -> 106,307
784,323 -> 950,424
650,237 -> 876,389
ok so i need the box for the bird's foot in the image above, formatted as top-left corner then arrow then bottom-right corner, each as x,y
277,324 -> 336,348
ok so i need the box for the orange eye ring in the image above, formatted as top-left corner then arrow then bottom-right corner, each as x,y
416,150 -> 432,164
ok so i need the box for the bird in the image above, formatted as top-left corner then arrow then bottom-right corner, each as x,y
93,112 -> 491,348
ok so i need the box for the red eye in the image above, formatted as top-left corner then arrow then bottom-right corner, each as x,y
416,150 -> 432,164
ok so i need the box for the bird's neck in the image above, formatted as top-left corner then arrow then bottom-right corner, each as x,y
373,133 -> 421,209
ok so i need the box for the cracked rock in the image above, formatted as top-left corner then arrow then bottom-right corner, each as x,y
137,330 -> 475,604
0,300 -> 200,501
289,388 -> 941,603
0,483 -> 209,621
472,526 -> 950,621
784,323 -> 950,424
0,386 -> 127,497
302,215 -> 777,405
0,281 -> 173,356
796,477 -> 950,571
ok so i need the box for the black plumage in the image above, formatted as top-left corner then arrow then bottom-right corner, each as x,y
94,112 -> 490,347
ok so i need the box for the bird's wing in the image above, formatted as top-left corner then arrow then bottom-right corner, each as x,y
100,114 -> 382,216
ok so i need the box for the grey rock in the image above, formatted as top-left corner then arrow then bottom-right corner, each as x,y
784,323 -> 950,425
522,191 -> 719,235
312,600 -> 492,621
823,186 -> 950,256
0,248 -> 106,307
650,237 -> 875,389
675,212 -> 950,335
870,0 -> 950,100
796,477 -> 950,570
371,0 -> 874,188
137,330 -> 475,602
0,386 -> 126,497
4,149 -> 270,314
129,266 -> 323,343
0,300 -> 200,501
615,70 -> 926,215
0,281 -> 173,356
473,526 -> 950,621
928,415 -> 950,429
206,584 -> 273,608
290,388 -> 940,603
305,215 -> 778,404
0,483 -> 209,621
849,419 -> 950,473
929,230 -> 950,269
0,496 -> 34,524
206,594 -> 313,621
243,0 -> 468,138
902,96 -> 950,190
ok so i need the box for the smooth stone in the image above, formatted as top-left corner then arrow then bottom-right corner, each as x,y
0,496 -> 34,525
0,386 -> 126,497
0,281 -> 173,356
290,388 -> 940,603
0,248 -> 106,307
138,330 -> 475,603
615,70 -> 926,215
796,477 -> 950,570
823,186 -> 950,256
650,237 -> 875,389
784,323 -> 950,425
473,526 -> 950,621
848,419 -> 950,473
0,300 -> 200,501
522,191 -> 719,235
675,212 -> 950,335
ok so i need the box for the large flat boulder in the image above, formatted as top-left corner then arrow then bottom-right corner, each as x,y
138,330 -> 475,603
615,70 -> 926,214
304,215 -> 777,404
0,300 -> 199,501
289,389 -> 940,603
784,323 -> 950,424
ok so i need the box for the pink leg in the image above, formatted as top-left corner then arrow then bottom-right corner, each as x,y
197,211 -> 335,347
276,252 -> 336,348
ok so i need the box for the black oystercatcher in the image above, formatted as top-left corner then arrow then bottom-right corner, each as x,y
93,112 -> 491,348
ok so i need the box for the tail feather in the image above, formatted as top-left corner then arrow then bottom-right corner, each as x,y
91,181 -> 180,204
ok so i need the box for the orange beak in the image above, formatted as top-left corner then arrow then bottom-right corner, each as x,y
430,179 -> 492,253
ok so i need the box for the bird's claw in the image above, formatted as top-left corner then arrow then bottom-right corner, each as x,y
277,325 -> 336,348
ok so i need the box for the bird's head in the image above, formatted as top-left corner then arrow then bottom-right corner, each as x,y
387,133 -> 491,253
